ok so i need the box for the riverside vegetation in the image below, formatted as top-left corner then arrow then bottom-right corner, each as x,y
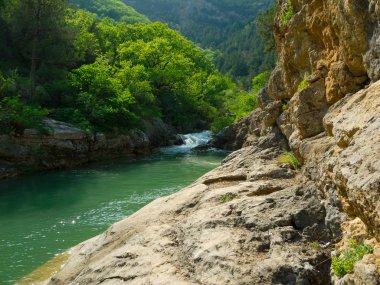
0,0 -> 275,138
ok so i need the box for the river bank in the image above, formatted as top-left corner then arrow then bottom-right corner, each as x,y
26,123 -> 334,285
0,118 -> 179,180
0,134 -> 225,284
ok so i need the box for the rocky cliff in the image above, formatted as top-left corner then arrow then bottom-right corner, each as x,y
0,118 -> 175,179
25,0 -> 379,284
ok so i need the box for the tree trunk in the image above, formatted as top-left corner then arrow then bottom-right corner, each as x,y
30,37 -> 37,103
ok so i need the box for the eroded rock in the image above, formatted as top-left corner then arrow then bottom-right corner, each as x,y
41,143 -> 332,285
301,81 -> 380,240
0,118 -> 175,179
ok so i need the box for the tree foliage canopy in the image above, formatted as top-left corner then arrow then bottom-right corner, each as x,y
0,1 -> 257,134
70,0 -> 149,24
122,0 -> 277,88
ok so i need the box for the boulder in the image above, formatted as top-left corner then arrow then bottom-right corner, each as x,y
43,119 -> 86,140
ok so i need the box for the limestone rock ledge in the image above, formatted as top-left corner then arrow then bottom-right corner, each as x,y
39,133 -> 333,285
0,118 -> 175,179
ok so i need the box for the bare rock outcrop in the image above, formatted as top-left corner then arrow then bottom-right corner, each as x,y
269,0 -> 371,106
266,0 -> 380,283
301,82 -> 380,239
36,134 -> 333,285
211,0 -> 380,283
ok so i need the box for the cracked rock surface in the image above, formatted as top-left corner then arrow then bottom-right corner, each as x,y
42,137 -> 332,285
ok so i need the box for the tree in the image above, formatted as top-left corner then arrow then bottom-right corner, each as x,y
255,4 -> 277,53
10,0 -> 70,102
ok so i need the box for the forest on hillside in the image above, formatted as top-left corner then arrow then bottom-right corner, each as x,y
0,0 -> 271,136
122,0 -> 277,87
70,0 -> 150,23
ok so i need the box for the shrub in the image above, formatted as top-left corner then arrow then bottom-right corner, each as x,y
277,151 -> 302,170
252,70 -> 271,95
297,73 -> 310,91
218,193 -> 239,203
52,107 -> 94,134
280,0 -> 295,27
332,241 -> 373,278
0,96 -> 49,134
210,72 -> 268,135
210,116 -> 234,134
308,241 -> 321,249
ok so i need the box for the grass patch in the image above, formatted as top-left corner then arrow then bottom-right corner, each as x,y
280,0 -> 295,26
277,152 -> 302,170
331,240 -> 373,278
308,241 -> 321,249
297,73 -> 310,91
218,193 -> 239,203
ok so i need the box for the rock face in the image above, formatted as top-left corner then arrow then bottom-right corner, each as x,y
269,0 -> 371,106
270,0 -> 380,283
301,82 -> 380,239
211,88 -> 285,152
0,118 -> 175,179
25,0 -> 380,284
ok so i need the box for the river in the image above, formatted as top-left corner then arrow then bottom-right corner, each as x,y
0,131 -> 226,284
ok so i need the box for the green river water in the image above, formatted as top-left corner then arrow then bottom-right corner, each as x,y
0,135 -> 226,284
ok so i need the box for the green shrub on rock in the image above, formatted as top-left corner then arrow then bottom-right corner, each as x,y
297,74 -> 310,91
0,96 -> 49,134
331,240 -> 373,278
218,193 -> 239,203
280,0 -> 295,27
277,151 -> 302,170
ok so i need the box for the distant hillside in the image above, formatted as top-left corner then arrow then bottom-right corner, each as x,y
122,0 -> 276,87
70,0 -> 150,23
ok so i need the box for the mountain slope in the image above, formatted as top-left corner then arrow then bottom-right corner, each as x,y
122,0 -> 276,87
70,0 -> 150,23
122,0 -> 270,46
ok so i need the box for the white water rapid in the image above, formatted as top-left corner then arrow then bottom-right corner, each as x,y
160,131 -> 211,154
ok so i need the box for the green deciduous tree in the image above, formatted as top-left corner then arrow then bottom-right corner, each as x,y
10,0 -> 71,101
68,57 -> 139,132
0,2 -> 253,135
